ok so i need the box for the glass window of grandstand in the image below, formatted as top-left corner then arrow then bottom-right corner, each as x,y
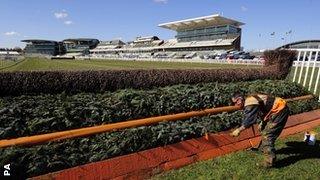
229,25 -> 239,34
177,25 -> 240,42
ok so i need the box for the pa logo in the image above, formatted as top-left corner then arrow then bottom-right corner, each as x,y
3,164 -> 10,176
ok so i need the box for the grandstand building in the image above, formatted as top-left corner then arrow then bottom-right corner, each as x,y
158,14 -> 244,52
21,14 -> 245,59
129,36 -> 164,47
90,40 -> 125,56
96,40 -> 125,49
63,38 -> 99,55
21,39 -> 64,56
90,36 -> 164,58
90,14 -> 244,59
22,38 -> 99,57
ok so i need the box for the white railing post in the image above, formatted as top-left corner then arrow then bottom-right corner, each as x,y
303,50 -> 313,86
291,48 -> 320,101
309,51 -> 318,91
298,51 -> 307,83
314,59 -> 320,95
293,51 -> 301,82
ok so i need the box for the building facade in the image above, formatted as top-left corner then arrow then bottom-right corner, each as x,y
21,40 -> 64,56
63,38 -> 99,54
158,14 -> 244,51
22,14 -> 245,59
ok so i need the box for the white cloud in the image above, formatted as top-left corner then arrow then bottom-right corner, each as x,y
54,11 -> 68,19
4,31 -> 20,36
64,20 -> 73,25
241,6 -> 248,12
54,10 -> 74,25
154,0 -> 168,4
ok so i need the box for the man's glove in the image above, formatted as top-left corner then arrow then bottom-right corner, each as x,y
231,128 -> 241,137
258,121 -> 266,131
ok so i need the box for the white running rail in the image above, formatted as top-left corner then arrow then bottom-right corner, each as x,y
85,55 -> 265,65
292,48 -> 320,102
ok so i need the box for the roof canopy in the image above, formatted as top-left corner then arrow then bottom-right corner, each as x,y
158,14 -> 244,31
63,38 -> 99,43
277,40 -> 320,49
21,39 -> 58,44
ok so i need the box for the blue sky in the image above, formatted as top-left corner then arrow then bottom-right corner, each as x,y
0,0 -> 319,50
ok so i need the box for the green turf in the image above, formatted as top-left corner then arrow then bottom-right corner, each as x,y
153,127 -> 320,180
0,58 -> 260,71
0,59 -> 23,70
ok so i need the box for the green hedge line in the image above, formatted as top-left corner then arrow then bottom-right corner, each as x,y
0,80 -> 309,139
0,68 -> 276,96
0,50 -> 295,96
1,98 -> 318,178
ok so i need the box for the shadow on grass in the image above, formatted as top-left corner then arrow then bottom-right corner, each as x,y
274,141 -> 320,168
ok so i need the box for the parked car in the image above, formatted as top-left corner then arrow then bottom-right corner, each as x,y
259,55 -> 266,61
199,55 -> 205,59
207,54 -> 216,59
227,51 -> 244,59
226,53 -> 233,59
216,53 -> 228,59
233,53 -> 241,59
239,53 -> 251,59
253,55 -> 265,61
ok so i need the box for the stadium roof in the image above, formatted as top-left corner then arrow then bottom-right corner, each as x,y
63,38 -> 99,42
277,40 -> 320,49
21,39 -> 58,44
158,14 -> 245,31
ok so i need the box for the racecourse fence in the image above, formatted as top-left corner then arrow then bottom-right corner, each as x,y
292,48 -> 320,101
83,56 -> 265,65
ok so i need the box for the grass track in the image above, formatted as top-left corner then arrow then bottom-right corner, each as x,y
1,58 -> 260,71
153,127 -> 320,180
0,59 -> 24,70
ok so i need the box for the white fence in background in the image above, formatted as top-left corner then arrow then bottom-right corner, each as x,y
85,56 -> 265,65
292,48 -> 320,101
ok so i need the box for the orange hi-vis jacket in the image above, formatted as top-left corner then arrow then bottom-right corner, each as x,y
244,94 -> 287,122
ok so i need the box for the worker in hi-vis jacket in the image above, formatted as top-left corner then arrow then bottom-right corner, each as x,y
230,93 -> 289,167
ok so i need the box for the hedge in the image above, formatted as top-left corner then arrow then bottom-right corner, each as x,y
0,79 -> 309,139
0,98 -> 318,178
0,50 -> 296,96
264,49 -> 296,78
